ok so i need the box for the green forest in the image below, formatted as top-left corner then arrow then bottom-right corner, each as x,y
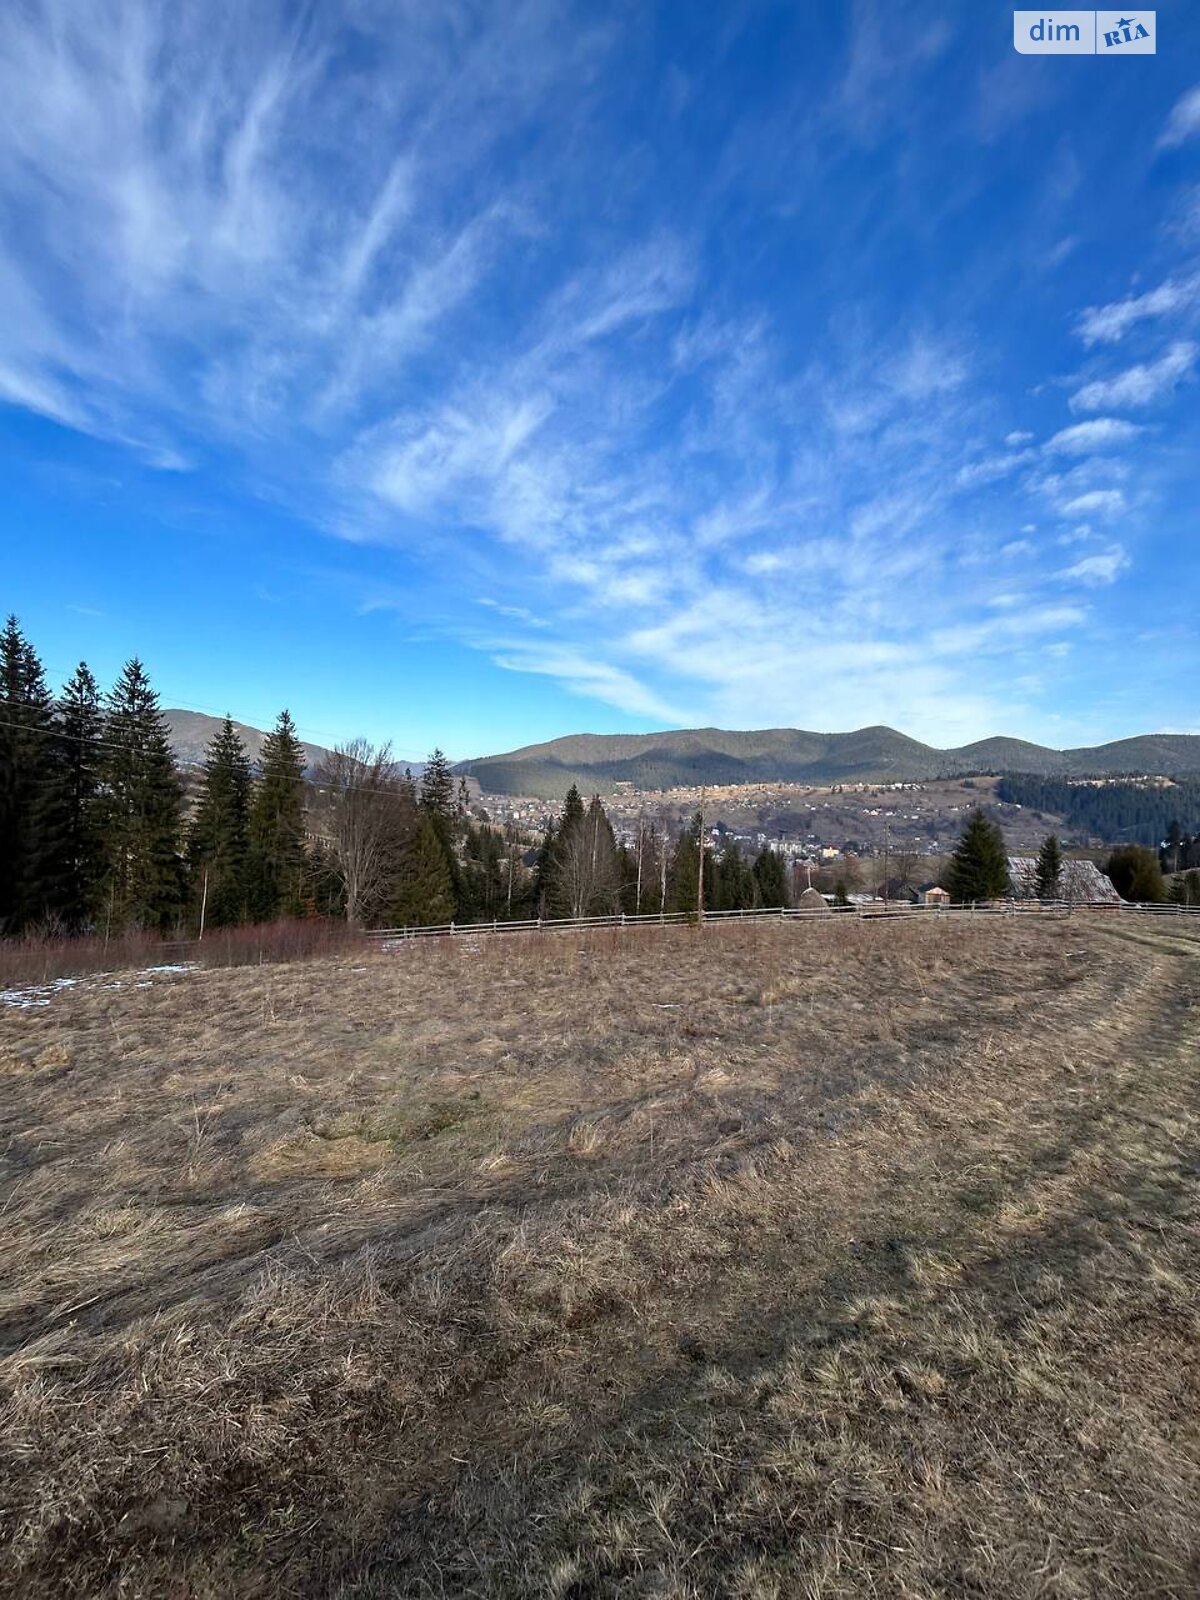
996,773 -> 1200,858
0,615 -> 797,941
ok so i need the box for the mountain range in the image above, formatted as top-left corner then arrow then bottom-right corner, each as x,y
453,725 -> 1200,798
164,712 -> 1200,798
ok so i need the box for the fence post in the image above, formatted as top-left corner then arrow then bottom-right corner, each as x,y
450,922 -> 456,936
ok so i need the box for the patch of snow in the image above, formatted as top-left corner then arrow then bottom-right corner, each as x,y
0,976 -> 79,1009
1,962 -> 196,1010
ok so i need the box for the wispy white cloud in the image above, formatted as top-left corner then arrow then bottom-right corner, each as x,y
956,449 -> 1034,487
0,0 -> 1189,743
1075,275 -> 1200,344
1058,547 -> 1129,586
1059,488 -> 1126,519
1070,341 -> 1197,410
1158,84 -> 1200,150
1043,418 -> 1142,453
490,644 -> 691,723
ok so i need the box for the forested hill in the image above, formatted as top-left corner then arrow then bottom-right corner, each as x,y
455,726 -> 1200,798
996,774 -> 1200,849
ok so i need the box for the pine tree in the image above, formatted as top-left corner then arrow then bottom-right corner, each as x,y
716,840 -> 756,911
418,748 -> 469,916
561,785 -> 584,828
54,662 -> 105,929
945,808 -> 1010,903
1035,833 -> 1063,900
0,617 -> 58,932
670,814 -> 702,915
97,659 -> 185,931
419,749 -> 456,819
460,821 -> 506,920
1104,844 -> 1165,904
246,711 -> 308,921
1165,820 -> 1184,875
188,717 -> 252,929
547,793 -> 621,917
391,812 -> 456,926
531,822 -> 556,915
752,846 -> 791,909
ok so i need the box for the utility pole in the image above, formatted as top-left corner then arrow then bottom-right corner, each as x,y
635,808 -> 645,914
659,806 -> 670,916
696,787 -> 706,924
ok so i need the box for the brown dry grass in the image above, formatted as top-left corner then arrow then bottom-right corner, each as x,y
1,916 -> 1198,1598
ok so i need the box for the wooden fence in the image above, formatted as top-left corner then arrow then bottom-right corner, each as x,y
364,898 -> 1200,945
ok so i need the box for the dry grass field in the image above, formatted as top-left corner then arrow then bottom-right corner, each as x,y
2,916 -> 1198,1598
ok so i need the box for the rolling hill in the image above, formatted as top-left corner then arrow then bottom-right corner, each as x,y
454,724 -> 1200,797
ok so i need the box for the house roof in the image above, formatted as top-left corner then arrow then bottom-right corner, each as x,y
1007,856 -> 1122,904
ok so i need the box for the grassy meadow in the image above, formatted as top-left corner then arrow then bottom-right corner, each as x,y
1,915 -> 1198,1597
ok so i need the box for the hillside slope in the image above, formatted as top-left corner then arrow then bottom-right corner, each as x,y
164,711 -> 333,774
455,724 -> 1200,796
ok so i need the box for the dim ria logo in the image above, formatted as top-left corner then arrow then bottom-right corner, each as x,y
1014,11 -> 1155,53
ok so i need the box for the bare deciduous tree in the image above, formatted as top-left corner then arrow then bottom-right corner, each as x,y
313,740 -> 412,927
551,797 -> 622,918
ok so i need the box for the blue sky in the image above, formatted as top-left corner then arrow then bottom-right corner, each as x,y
2,1 -> 1199,761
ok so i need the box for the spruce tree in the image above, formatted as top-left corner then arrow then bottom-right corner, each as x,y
188,717 -> 252,929
460,821 -> 505,920
97,659 -> 185,931
561,785 -> 584,828
752,846 -> 791,909
54,662 -> 105,929
1035,833 -> 1063,900
716,840 -> 756,911
418,748 -> 467,915
531,821 -> 556,915
945,808 -> 1010,903
391,812 -> 456,926
246,711 -> 308,920
419,749 -> 456,819
0,616 -> 58,932
670,814 -> 702,915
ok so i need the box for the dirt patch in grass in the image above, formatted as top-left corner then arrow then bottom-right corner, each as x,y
1,917 -> 1198,1597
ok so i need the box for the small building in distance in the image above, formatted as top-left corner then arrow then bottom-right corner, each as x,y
916,883 -> 951,907
1007,857 -> 1122,905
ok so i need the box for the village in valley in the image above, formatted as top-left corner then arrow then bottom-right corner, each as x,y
476,773 -> 1142,906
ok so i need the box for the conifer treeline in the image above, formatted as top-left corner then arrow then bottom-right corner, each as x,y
0,615 -> 795,939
